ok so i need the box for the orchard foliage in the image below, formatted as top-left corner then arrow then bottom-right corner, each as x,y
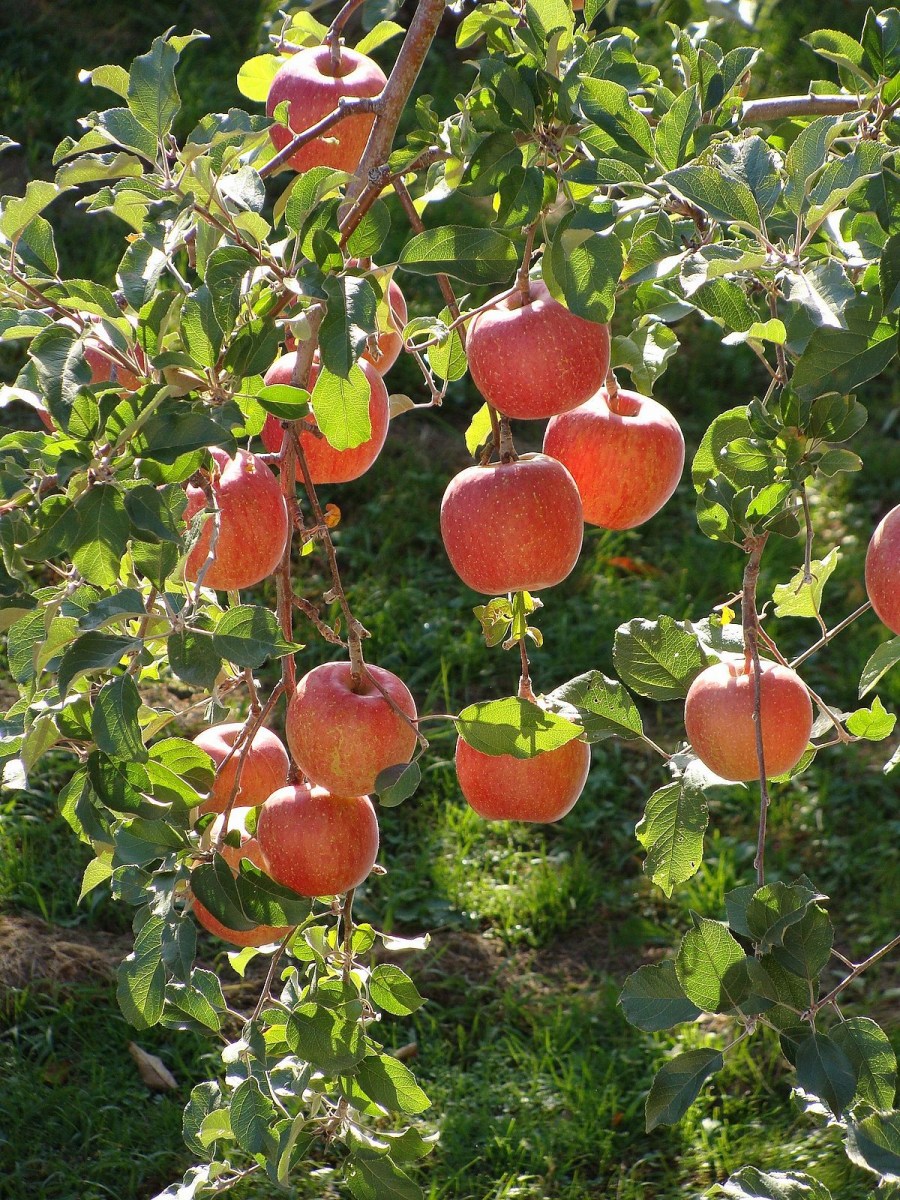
1,1 -> 899,1196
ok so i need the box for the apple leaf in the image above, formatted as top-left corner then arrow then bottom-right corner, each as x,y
830,1017 -> 898,1112
212,605 -> 302,668
117,915 -> 166,1030
310,362 -> 372,451
613,616 -> 705,701
636,781 -> 708,897
375,760 -> 422,807
398,227 -> 517,286
619,961 -> 701,1031
455,696 -> 583,759
859,636 -> 900,698
354,1054 -> 431,1115
795,1032 -> 856,1118
845,1109 -> 900,1180
645,1048 -> 723,1131
720,1167 -> 833,1199
845,696 -> 896,740
546,670 -> 643,742
675,919 -> 751,1012
369,964 -> 425,1016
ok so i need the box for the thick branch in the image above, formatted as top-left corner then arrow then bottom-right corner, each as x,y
742,93 -> 861,123
344,0 -> 447,208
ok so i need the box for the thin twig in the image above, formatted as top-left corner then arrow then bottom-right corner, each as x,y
260,96 -> 382,179
790,601 -> 873,668
805,933 -> 900,1018
742,534 -> 771,886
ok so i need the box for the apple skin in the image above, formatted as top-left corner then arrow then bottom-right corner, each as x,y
684,659 -> 813,782
466,280 -> 610,420
192,723 -> 290,816
266,45 -> 387,174
440,453 -> 584,594
256,783 -> 379,897
543,387 -> 685,529
192,808 -> 291,948
286,661 -> 417,797
84,340 -> 145,392
184,447 -> 289,591
260,354 -> 390,483
456,735 -> 591,822
865,503 -> 900,636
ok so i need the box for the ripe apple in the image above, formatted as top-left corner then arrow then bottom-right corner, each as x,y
456,734 -> 591,822
256,783 -> 379,897
260,354 -> 390,483
184,447 -> 289,592
466,280 -> 610,420
192,808 -> 291,948
266,45 -> 387,174
192,723 -> 290,816
542,387 -> 685,529
684,658 -> 813,782
84,339 -> 145,392
440,453 -> 584,594
865,503 -> 900,635
286,661 -> 417,796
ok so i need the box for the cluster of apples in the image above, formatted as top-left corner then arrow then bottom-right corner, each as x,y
190,660 -> 418,947
440,278 -> 686,822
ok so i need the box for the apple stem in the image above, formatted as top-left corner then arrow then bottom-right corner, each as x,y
516,221 -> 539,303
341,888 -> 355,983
605,367 -> 622,410
518,638 -> 536,702
740,533 -> 771,886
498,415 -> 518,463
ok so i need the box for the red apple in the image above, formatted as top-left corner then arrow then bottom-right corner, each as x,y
684,659 -> 813,782
261,354 -> 390,483
266,45 -> 387,174
286,661 -> 417,796
466,280 -> 610,420
192,723 -> 290,816
865,503 -> 900,636
543,387 -> 685,529
440,453 -> 584,594
456,734 -> 591,822
256,783 -> 379,897
184,447 -> 289,592
84,339 -> 145,392
192,808 -> 291,948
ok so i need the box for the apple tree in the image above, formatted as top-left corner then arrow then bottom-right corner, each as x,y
1,1 -> 899,1195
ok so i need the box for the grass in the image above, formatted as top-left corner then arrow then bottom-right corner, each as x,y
1,1 -> 899,1197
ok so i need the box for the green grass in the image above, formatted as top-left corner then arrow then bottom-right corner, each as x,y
1,1 -> 898,1197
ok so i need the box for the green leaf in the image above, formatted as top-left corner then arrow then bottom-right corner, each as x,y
655,85 -> 701,172
721,1166 -> 833,1199
231,1077 -> 277,1156
746,882 -> 824,954
802,30 -> 871,83
619,960 -> 701,1031
320,276 -> 378,379
190,857 -> 257,932
164,968 -> 225,1033
784,117 -> 839,215
455,697 -> 583,759
212,606 -> 300,668
117,915 -> 166,1030
637,781 -> 708,898
831,1017 -> 898,1111
845,1110 -> 900,1180
664,165 -> 759,227
345,1154 -> 422,1200
354,1054 -> 430,1115
128,36 -> 181,138
355,20 -> 405,55
427,306 -> 467,383
860,637 -> 900,698
205,246 -> 256,335
676,919 -> 751,1012
610,321 -> 679,394
79,852 -> 113,903
125,484 -> 186,544
236,54 -> 280,103
772,549 -> 840,621
183,1082 -> 222,1157
464,403 -> 493,458
398,227 -> 517,286
92,674 -> 147,761
580,78 -> 653,159
544,222 -> 622,324
58,632 -> 141,694
771,904 -> 833,979
645,1048 -> 723,1131
287,1001 -> 367,1074
881,234 -> 900,314
235,860 -> 311,926
0,180 -> 62,239
546,671 -> 643,742
846,696 -> 896,741
613,616 -> 705,701
167,629 -> 223,690
795,1032 -> 857,1118
374,760 -> 421,808
792,299 -> 897,401
311,362 -> 372,451
369,964 -> 425,1016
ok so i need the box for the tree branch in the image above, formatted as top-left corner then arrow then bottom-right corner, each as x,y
742,93 -> 861,124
